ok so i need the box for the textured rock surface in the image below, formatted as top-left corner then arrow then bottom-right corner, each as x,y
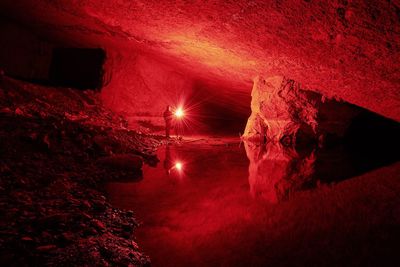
100,50 -> 193,127
243,75 -> 366,144
0,0 -> 398,121
0,77 -> 165,266
243,76 -> 319,143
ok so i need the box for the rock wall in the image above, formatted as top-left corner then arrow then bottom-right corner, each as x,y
1,0 -> 399,121
100,49 -> 193,130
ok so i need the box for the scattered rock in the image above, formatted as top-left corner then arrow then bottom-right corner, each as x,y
0,78 -> 159,266
14,107 -> 24,116
21,236 -> 34,242
0,107 -> 12,114
92,219 -> 106,231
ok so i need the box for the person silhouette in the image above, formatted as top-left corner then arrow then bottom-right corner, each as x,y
163,105 -> 174,138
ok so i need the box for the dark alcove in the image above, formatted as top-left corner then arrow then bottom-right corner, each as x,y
49,48 -> 105,90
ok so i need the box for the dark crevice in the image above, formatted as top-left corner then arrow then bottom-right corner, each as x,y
49,48 -> 106,90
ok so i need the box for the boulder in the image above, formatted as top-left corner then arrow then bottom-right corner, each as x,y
243,75 -> 318,144
243,75 -> 361,145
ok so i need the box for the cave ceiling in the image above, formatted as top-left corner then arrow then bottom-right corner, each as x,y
1,0 -> 399,121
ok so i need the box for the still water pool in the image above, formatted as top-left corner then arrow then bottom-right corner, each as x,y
107,138 -> 400,267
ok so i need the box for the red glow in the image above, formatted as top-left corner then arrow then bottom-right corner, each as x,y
171,101 -> 205,135
174,107 -> 184,118
175,161 -> 183,171
163,33 -> 257,71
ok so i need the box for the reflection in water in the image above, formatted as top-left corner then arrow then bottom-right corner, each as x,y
107,140 -> 400,267
244,142 -> 315,203
163,144 -> 173,175
163,144 -> 184,176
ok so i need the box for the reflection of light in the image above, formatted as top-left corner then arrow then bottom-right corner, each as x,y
175,108 -> 184,118
175,162 -> 183,171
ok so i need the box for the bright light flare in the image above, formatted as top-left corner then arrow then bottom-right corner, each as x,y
175,107 -> 184,118
175,162 -> 183,171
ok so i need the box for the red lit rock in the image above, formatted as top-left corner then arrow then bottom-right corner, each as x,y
243,76 -> 318,143
91,219 -> 106,231
242,75 -> 364,145
0,0 -> 398,121
21,236 -> 34,242
2,0 -> 400,121
100,51 -> 193,127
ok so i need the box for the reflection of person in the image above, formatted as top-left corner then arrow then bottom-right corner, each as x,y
163,144 -> 173,175
163,105 -> 174,138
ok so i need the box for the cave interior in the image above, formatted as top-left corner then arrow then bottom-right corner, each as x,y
0,0 -> 399,266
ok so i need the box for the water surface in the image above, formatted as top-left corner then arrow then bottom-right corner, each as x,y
107,139 -> 400,267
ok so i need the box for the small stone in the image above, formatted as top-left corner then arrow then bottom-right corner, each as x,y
0,107 -> 12,114
43,134 -> 51,148
36,245 -> 57,251
92,219 -> 106,230
21,236 -> 34,242
15,107 -> 24,116
81,200 -> 91,208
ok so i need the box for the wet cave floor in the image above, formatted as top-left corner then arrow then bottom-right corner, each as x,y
107,138 -> 400,267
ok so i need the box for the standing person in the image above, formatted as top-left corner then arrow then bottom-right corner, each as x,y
163,105 -> 174,138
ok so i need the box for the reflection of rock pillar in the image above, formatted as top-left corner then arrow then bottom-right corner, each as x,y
243,75 -> 318,144
244,141 -> 316,203
244,142 -> 287,203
